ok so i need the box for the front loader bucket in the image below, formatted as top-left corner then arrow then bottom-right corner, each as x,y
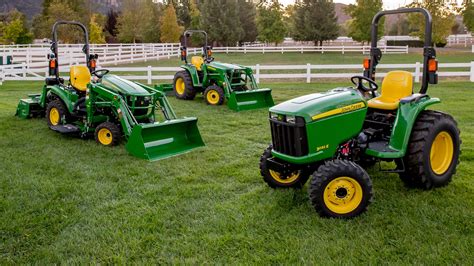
125,117 -> 204,161
227,88 -> 274,111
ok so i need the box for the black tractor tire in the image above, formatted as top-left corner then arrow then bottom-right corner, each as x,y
398,110 -> 460,189
309,160 -> 373,218
204,85 -> 225,106
46,99 -> 69,127
173,71 -> 196,100
94,122 -> 121,147
259,145 -> 310,188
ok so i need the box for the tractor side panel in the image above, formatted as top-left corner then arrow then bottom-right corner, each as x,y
48,86 -> 79,113
181,65 -> 200,87
389,97 -> 441,154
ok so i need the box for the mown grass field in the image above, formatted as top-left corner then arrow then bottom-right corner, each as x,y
1,78 -> 473,263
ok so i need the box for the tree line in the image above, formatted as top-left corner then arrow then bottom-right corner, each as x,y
0,0 -> 473,46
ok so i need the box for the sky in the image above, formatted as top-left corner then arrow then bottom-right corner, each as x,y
279,0 -> 463,9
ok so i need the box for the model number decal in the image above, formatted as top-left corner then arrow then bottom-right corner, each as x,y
312,102 -> 366,121
317,144 -> 329,152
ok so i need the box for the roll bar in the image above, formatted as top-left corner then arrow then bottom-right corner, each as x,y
181,30 -> 211,64
366,8 -> 437,94
49,21 -> 96,80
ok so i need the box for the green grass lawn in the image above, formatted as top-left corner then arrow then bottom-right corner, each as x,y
0,80 -> 473,263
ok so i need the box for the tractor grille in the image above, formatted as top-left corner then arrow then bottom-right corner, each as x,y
269,116 -> 308,157
128,96 -> 150,116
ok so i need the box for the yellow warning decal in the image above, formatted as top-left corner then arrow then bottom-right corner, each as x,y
312,102 -> 366,121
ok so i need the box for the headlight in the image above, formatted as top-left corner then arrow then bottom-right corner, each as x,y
286,115 -> 296,124
270,112 -> 278,119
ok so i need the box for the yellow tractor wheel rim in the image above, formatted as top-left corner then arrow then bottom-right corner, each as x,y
269,170 -> 300,184
323,176 -> 363,214
206,90 -> 220,105
175,78 -> 185,95
98,128 -> 113,145
430,131 -> 454,175
49,107 -> 60,125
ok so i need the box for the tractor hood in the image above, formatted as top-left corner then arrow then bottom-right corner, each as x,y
207,61 -> 246,71
100,75 -> 151,96
269,87 -> 366,123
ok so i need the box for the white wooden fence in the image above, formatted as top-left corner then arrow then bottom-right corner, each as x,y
2,62 -> 473,85
211,45 -> 408,54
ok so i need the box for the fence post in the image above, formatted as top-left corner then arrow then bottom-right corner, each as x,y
244,47 -> 246,54
226,47 -> 229,54
147,65 -> 152,84
470,61 -> 474,82
281,47 -> 284,54
256,64 -> 260,84
342,45 -> 345,55
406,45 -> 409,54
0,67 -> 4,85
22,63 -> 26,78
415,62 -> 421,83
306,63 -> 311,83
301,47 -> 303,54
262,47 -> 265,54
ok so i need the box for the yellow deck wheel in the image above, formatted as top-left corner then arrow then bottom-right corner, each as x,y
323,176 -> 363,214
269,170 -> 300,184
175,78 -> 185,95
206,89 -> 220,105
49,107 -> 60,125
97,128 -> 113,146
430,131 -> 454,175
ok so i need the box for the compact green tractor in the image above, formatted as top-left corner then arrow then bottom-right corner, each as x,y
259,8 -> 461,218
170,30 -> 274,111
16,21 -> 204,161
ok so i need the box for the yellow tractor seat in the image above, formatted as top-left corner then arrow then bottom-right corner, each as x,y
70,65 -> 91,92
367,71 -> 414,110
191,56 -> 204,71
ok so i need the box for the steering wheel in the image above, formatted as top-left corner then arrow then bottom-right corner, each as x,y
91,69 -> 109,79
351,75 -> 378,94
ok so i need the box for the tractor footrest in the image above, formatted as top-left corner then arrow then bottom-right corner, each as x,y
367,141 -> 397,153
50,124 -> 81,134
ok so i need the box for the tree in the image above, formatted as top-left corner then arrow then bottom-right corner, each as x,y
462,0 -> 474,32
0,9 -> 33,44
292,0 -> 339,46
345,0 -> 383,44
33,0 -> 85,42
257,0 -> 286,45
117,0 -> 145,42
408,0 -> 456,46
142,0 -> 162,43
160,4 -> 183,43
89,14 -> 106,44
387,15 -> 410,36
237,0 -> 258,45
200,0 -> 242,46
104,9 -> 118,42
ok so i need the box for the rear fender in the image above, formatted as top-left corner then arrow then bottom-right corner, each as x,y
46,85 -> 78,113
181,65 -> 200,87
388,96 -> 441,155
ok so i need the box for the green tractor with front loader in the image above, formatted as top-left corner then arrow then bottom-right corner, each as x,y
259,8 -> 461,218
170,30 -> 274,111
16,21 -> 204,161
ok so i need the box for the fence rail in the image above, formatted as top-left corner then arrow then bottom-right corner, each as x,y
2,62 -> 472,85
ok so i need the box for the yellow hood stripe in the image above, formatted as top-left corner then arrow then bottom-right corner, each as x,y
312,102 -> 366,121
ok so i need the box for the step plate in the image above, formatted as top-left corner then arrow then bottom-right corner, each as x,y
50,124 -> 81,134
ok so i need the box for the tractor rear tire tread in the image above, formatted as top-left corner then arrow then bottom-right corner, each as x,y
259,145 -> 310,188
309,160 -> 373,218
399,110 -> 460,189
46,99 -> 69,127
173,71 -> 196,100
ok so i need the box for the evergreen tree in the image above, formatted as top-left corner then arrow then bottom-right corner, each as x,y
105,8 -> 118,42
408,0 -> 456,46
237,0 -> 258,45
160,4 -> 183,43
89,14 -> 106,44
292,0 -> 339,46
257,0 -> 286,46
201,0 -> 242,46
142,0 -> 162,43
462,0 -> 474,32
345,0 -> 383,44
117,0 -> 145,42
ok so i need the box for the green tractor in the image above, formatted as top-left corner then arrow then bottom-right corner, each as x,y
259,8 -> 461,218
170,30 -> 274,111
16,21 -> 204,161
